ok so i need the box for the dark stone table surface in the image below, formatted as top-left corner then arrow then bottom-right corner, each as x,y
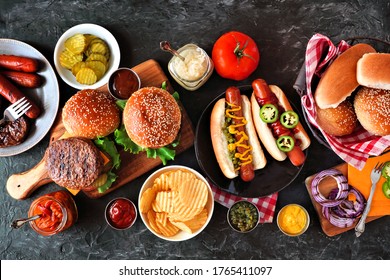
1,0 -> 389,260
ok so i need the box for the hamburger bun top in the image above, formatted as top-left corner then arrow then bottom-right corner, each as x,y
354,87 -> 390,136
62,89 -> 120,139
314,43 -> 376,109
357,53 -> 390,90
123,87 -> 181,149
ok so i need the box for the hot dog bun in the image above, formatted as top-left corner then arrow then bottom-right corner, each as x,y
251,84 -> 310,161
210,95 -> 266,179
357,53 -> 390,90
314,43 -> 376,109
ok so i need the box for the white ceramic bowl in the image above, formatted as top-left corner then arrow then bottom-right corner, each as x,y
53,23 -> 120,90
138,165 -> 214,241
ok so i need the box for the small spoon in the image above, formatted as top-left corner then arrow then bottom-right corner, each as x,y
10,215 -> 40,229
160,41 -> 185,61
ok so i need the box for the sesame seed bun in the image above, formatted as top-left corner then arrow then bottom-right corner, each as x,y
354,87 -> 390,136
315,100 -> 358,136
123,87 -> 181,149
62,89 -> 120,139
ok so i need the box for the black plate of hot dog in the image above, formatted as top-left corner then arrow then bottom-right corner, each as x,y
194,85 -> 307,198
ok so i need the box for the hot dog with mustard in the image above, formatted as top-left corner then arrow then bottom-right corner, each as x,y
251,79 -> 310,166
210,86 -> 266,181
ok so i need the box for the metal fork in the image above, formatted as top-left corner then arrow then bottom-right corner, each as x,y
355,162 -> 385,237
0,97 -> 31,126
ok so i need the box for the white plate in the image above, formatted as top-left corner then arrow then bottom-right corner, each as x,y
138,165 -> 214,241
53,23 -> 121,90
0,39 -> 59,157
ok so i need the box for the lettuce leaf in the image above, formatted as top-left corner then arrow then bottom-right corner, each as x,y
114,124 -> 177,165
97,170 -> 118,194
114,125 -> 144,154
94,136 -> 121,169
93,137 -> 121,193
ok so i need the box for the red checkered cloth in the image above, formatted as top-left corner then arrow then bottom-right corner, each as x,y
301,33 -> 390,170
210,182 -> 278,223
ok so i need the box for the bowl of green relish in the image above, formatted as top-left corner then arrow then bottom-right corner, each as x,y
227,200 -> 259,233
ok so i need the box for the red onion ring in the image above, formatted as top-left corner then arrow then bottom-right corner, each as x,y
310,169 -> 349,207
322,187 -> 366,228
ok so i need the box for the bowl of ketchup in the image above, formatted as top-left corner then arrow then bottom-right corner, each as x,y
108,67 -> 141,100
105,197 -> 137,230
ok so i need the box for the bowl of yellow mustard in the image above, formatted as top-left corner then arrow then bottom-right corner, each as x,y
277,204 -> 310,237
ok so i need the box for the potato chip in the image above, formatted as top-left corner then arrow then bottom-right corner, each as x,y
151,198 -> 163,212
184,208 -> 208,232
156,219 -> 180,237
155,191 -> 175,213
155,212 -> 168,227
140,188 -> 157,213
142,169 -> 210,238
178,178 -> 208,210
169,220 -> 192,234
75,67 -> 97,85
169,192 -> 204,221
168,169 -> 197,191
64,33 -> 87,54
147,210 -> 161,235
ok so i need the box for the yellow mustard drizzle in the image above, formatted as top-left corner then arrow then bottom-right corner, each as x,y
225,101 -> 253,171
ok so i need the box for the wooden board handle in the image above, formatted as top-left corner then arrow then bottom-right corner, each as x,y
6,158 -> 51,200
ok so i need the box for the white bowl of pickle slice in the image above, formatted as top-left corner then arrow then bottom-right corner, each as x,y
54,23 -> 120,90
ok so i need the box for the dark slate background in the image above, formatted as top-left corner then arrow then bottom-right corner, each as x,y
0,0 -> 389,260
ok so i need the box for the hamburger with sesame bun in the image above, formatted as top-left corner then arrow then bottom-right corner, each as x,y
62,89 -> 121,139
59,89 -> 121,193
115,86 -> 181,164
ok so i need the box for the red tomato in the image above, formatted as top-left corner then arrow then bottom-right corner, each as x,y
212,31 -> 260,81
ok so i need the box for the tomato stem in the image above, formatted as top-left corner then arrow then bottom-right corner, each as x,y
233,39 -> 256,62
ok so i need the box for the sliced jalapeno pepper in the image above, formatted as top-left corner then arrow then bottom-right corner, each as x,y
382,180 -> 390,199
280,110 -> 299,129
259,104 -> 278,123
276,135 -> 295,152
381,161 -> 390,179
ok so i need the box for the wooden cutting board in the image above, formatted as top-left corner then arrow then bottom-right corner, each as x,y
305,163 -> 381,237
6,59 -> 195,200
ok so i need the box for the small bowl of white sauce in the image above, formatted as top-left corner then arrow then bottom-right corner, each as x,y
168,43 -> 213,91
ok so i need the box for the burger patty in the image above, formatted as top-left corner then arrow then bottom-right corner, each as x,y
0,116 -> 30,148
45,137 -> 104,189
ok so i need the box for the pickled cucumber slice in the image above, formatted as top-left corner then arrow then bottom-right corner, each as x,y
64,33 -> 87,54
76,67 -> 97,85
59,48 -> 83,70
